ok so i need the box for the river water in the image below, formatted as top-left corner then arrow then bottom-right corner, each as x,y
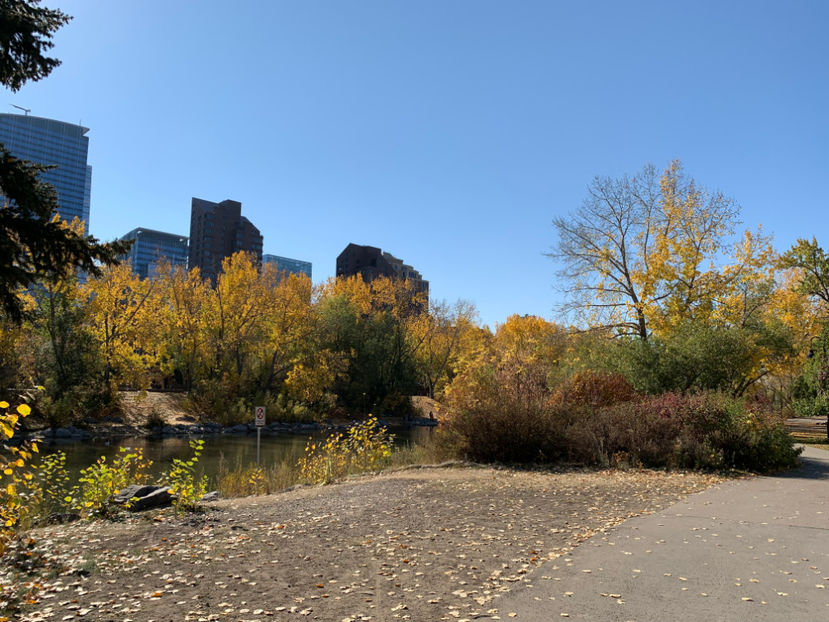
38,426 -> 434,483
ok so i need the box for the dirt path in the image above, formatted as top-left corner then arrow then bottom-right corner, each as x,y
11,466 -> 721,622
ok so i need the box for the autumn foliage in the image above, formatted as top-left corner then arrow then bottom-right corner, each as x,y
0,251 -> 480,425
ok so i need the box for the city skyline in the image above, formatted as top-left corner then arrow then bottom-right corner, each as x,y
4,1 -> 827,328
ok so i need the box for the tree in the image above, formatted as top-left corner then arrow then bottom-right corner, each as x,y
317,275 -> 426,414
82,262 -> 162,394
780,238 -> 829,438
0,0 -> 70,90
413,300 -> 478,399
0,0 -> 127,322
779,238 -> 829,306
157,263 -> 211,390
550,161 -> 773,341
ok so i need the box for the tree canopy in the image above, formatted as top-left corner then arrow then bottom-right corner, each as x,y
0,0 -> 70,92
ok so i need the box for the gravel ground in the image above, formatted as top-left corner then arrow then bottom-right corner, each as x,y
6,465 -> 722,622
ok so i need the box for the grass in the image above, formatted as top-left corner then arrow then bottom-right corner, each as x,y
214,439 -> 447,498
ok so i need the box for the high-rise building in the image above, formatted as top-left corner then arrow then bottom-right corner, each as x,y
336,243 -> 429,297
119,228 -> 189,279
263,254 -> 312,279
0,113 -> 92,233
188,198 -> 263,283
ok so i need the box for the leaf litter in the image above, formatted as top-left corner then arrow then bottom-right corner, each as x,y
3,466 -> 720,621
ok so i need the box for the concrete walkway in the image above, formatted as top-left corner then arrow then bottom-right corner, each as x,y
492,447 -> 829,621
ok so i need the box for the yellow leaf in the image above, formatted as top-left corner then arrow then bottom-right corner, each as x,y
16,404 -> 31,416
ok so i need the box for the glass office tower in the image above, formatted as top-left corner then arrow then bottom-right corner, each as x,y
263,254 -> 312,279
0,113 -> 92,233
119,228 -> 189,279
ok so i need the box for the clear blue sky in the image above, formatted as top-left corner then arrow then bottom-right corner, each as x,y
6,0 -> 828,328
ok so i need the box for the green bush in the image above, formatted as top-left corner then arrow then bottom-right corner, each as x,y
791,394 -> 829,417
77,447 -> 152,517
22,450 -> 75,526
165,438 -> 208,512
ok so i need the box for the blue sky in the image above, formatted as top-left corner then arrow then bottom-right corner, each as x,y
5,0 -> 828,328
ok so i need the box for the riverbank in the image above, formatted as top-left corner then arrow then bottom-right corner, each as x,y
23,391 -> 442,441
7,465 -> 723,621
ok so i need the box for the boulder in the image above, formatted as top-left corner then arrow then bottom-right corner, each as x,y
201,490 -> 219,502
129,486 -> 174,511
112,484 -> 174,511
112,484 -> 159,504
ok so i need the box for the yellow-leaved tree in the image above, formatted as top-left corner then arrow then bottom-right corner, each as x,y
202,252 -> 270,398
158,263 -> 211,390
412,300 -> 480,399
551,160 -> 776,341
82,261 -> 163,394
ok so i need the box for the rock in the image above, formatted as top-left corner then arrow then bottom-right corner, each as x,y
112,484 -> 159,504
112,484 -> 174,511
201,490 -> 219,502
53,427 -> 71,438
231,423 -> 249,433
129,486 -> 174,511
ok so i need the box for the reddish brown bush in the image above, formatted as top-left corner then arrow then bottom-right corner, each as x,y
552,370 -> 638,409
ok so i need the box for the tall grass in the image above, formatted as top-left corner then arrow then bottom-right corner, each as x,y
214,431 -> 444,497
215,453 -> 301,497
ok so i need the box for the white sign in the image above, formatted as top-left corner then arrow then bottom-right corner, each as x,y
255,406 -> 266,427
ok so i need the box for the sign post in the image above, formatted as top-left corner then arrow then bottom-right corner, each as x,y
255,406 -> 266,465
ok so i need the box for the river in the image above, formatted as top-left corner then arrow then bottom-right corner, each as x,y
38,426 -> 435,484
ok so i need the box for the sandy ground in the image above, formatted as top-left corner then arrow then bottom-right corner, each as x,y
4,465 -> 722,622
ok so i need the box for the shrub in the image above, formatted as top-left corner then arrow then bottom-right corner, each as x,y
442,367 -> 800,473
552,370 -> 638,409
791,394 -> 829,417
566,396 -> 680,467
298,416 -> 393,484
21,450 -> 75,526
77,447 -> 152,517
0,401 -> 38,556
379,392 -> 414,418
440,361 -> 568,464
166,439 -> 208,512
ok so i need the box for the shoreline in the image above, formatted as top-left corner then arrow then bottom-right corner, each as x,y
24,416 -> 440,442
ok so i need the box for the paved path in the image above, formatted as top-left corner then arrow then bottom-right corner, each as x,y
492,447 -> 829,621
